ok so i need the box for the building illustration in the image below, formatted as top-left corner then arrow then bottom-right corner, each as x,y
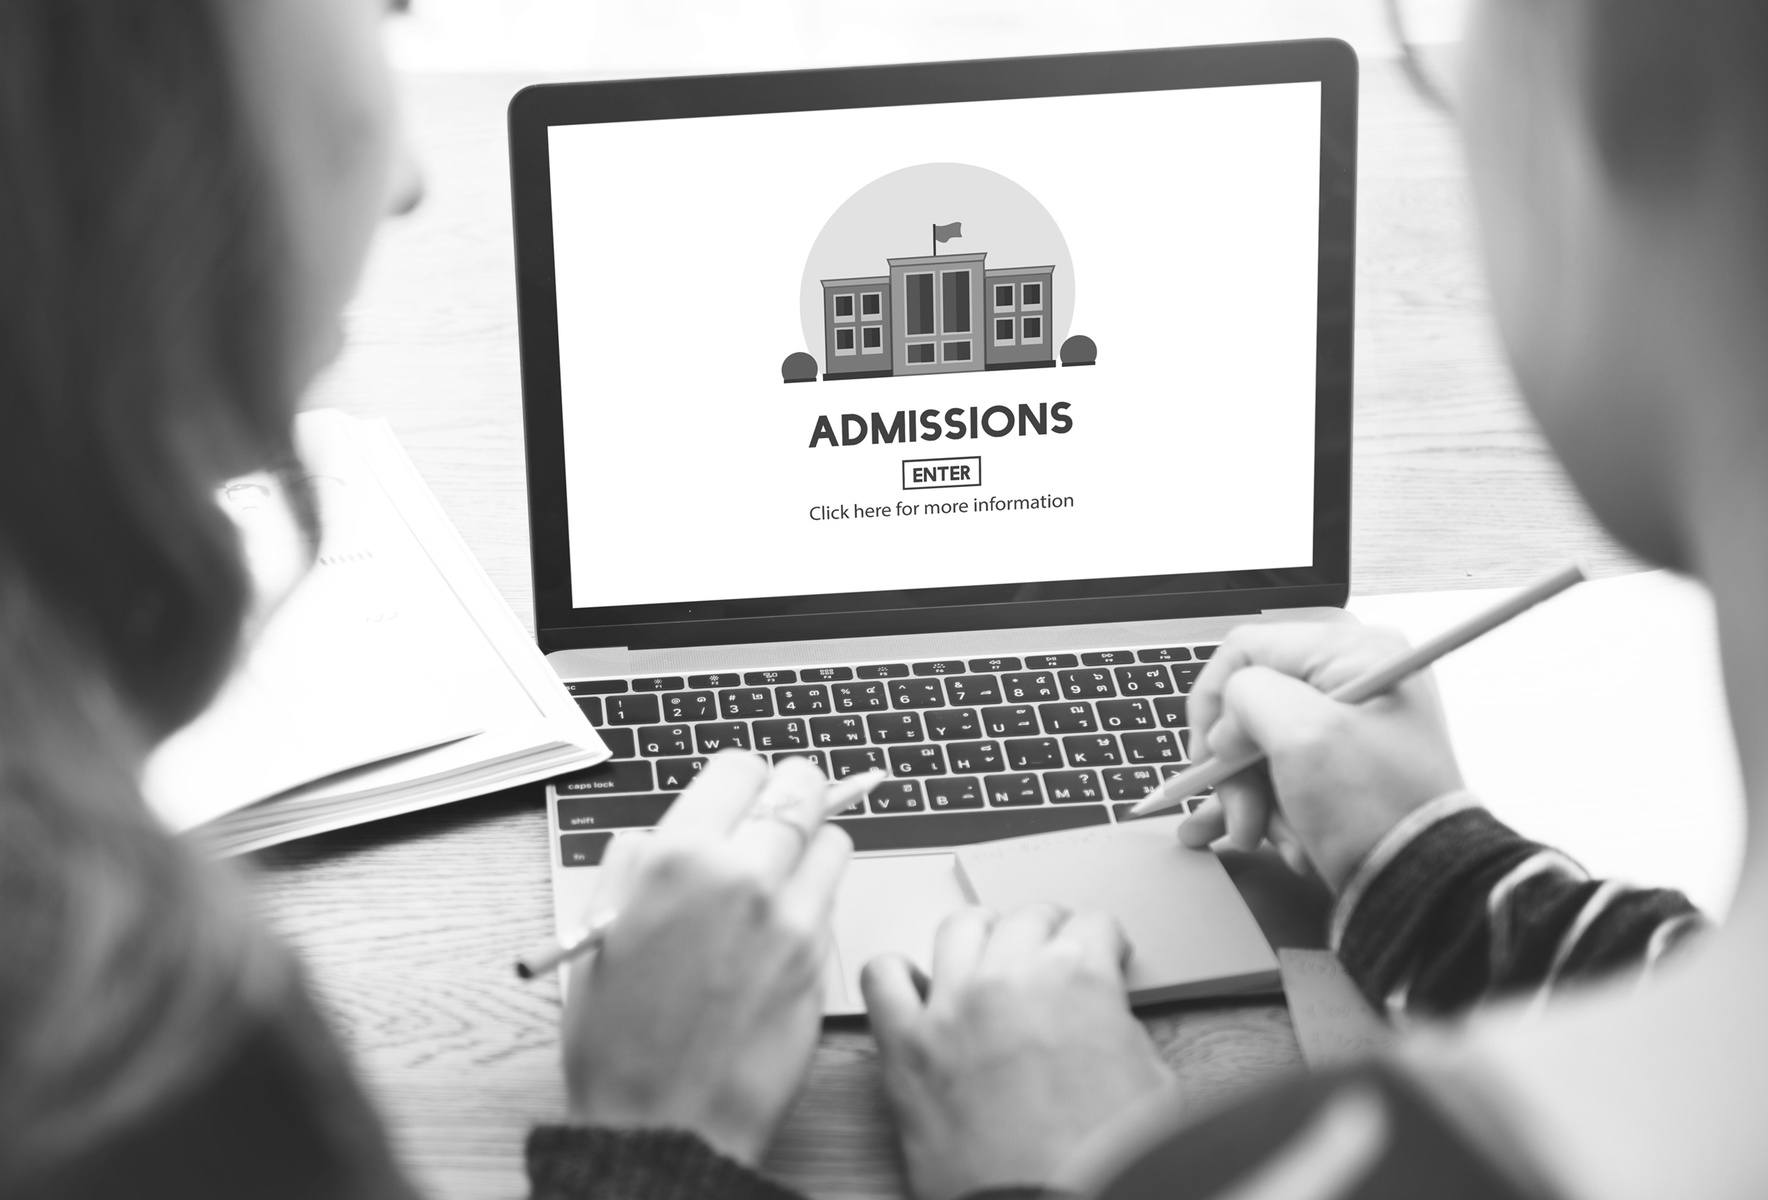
818,246 -> 1056,382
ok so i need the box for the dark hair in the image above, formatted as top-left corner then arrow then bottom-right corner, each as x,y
0,1 -> 324,1186
0,1 -> 315,744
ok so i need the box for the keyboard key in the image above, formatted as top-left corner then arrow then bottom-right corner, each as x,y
695,722 -> 750,753
944,674 -> 1003,706
857,663 -> 910,678
556,760 -> 655,795
833,805 -> 1107,851
567,679 -> 627,695
1002,671 -> 1059,702
776,685 -> 830,715
888,744 -> 947,778
833,681 -> 889,712
926,776 -> 985,810
1023,653 -> 1079,669
802,666 -> 855,682
719,689 -> 774,719
1059,669 -> 1116,700
574,696 -> 603,725
1137,647 -> 1194,663
1061,734 -> 1121,767
983,772 -> 1045,808
655,756 -> 707,790
558,792 -> 676,830
1037,701 -> 1097,734
606,694 -> 661,725
869,780 -> 926,814
1081,650 -> 1137,666
1112,801 -> 1196,823
831,747 -> 886,779
770,750 -> 828,774
1123,730 -> 1182,764
662,691 -> 716,722
911,660 -> 967,676
967,656 -> 1022,673
945,740 -> 1005,774
752,718 -> 808,751
1160,763 -> 1212,794
922,708 -> 981,741
1152,696 -> 1189,728
809,714 -> 867,747
1114,666 -> 1174,696
631,676 -> 684,692
1171,663 -> 1204,692
1045,769 -> 1103,804
890,679 -> 947,709
1194,644 -> 1219,660
597,728 -> 636,758
1104,766 -> 1162,801
1097,699 -> 1155,732
1004,737 -> 1062,770
560,831 -> 614,867
637,724 -> 693,756
866,712 -> 925,744
981,705 -> 1038,737
744,669 -> 797,685
688,672 -> 741,688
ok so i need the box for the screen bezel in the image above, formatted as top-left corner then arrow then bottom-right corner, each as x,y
510,41 -> 1357,652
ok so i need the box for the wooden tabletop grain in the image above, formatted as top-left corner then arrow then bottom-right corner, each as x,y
262,54 -> 1633,1200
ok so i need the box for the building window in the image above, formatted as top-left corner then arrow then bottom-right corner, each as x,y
834,294 -> 855,321
1021,282 -> 1043,311
994,317 -> 1015,345
861,326 -> 883,354
834,327 -> 856,355
905,273 -> 934,336
906,343 -> 936,364
943,340 -> 972,363
861,292 -> 882,318
941,269 -> 971,334
994,283 -> 1014,310
1021,316 -> 1043,344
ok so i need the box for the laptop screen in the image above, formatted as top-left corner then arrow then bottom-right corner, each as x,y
514,46 -> 1356,648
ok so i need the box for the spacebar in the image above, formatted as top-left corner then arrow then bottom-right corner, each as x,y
833,806 -> 1108,852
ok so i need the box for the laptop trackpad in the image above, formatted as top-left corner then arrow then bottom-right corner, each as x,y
825,853 -> 969,1017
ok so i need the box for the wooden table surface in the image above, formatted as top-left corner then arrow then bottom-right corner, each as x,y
262,54 -> 1634,1200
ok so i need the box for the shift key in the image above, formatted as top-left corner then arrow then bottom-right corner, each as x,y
555,760 -> 654,795
557,792 -> 676,830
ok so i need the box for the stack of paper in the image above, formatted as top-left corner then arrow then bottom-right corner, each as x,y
144,410 -> 606,856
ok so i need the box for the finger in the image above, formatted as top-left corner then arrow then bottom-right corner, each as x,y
981,902 -> 1069,969
1219,665 -> 1346,764
930,906 -> 996,993
1061,909 -> 1134,977
1177,794 -> 1226,848
585,828 -> 648,913
655,748 -> 770,839
775,823 -> 854,932
1189,621 -> 1389,754
861,954 -> 927,1043
1218,776 -> 1272,852
1268,812 -> 1317,878
725,755 -> 829,884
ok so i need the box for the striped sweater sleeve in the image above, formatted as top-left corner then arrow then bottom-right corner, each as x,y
1330,793 -> 1705,1019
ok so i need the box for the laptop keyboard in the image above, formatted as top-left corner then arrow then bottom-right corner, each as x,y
552,644 -> 1218,868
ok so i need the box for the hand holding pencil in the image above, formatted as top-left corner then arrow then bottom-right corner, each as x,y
1159,565 -> 1581,891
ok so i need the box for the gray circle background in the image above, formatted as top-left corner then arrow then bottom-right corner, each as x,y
799,163 -> 1074,356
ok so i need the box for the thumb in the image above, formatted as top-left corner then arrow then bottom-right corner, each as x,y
1218,665 -> 1343,763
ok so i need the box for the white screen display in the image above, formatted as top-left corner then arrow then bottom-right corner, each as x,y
550,82 -> 1321,611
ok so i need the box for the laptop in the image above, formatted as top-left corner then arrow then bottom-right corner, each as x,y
509,41 -> 1358,1014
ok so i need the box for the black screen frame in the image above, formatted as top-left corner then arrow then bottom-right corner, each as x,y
510,41 -> 1358,652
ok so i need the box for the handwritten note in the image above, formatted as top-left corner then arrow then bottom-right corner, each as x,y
1279,948 -> 1393,1068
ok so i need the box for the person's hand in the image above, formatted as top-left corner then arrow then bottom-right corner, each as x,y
1178,621 -> 1465,891
861,906 -> 1174,1200
560,751 -> 852,1166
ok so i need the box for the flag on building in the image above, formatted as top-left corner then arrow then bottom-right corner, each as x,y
933,221 -> 963,243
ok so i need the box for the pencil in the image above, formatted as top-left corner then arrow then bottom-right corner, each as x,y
514,767 -> 890,980
1129,562 -> 1588,819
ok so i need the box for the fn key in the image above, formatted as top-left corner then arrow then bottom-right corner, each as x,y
560,832 -> 612,867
